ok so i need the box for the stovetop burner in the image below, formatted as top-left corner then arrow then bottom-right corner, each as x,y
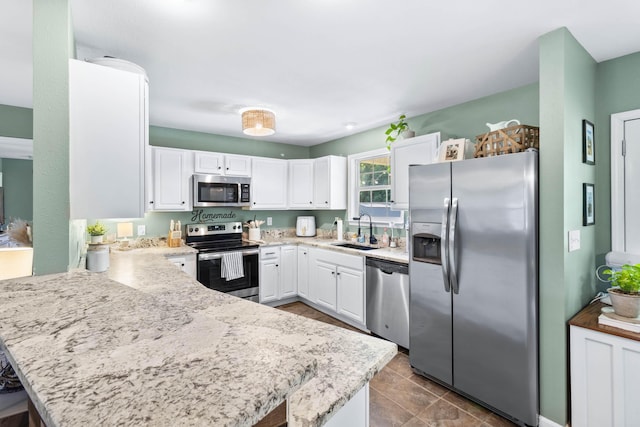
185,222 -> 259,253
188,240 -> 259,253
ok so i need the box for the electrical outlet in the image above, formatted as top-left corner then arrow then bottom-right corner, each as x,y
568,230 -> 580,252
267,217 -> 272,226
138,225 -> 146,236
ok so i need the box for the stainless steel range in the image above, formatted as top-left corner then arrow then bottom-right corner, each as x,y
186,222 -> 260,302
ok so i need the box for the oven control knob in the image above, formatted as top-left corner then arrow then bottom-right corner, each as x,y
195,228 -> 199,232
189,228 -> 193,232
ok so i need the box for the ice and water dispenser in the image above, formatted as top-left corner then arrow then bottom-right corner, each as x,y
411,222 -> 442,264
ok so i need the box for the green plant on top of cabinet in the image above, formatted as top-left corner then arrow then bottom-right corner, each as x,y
194,151 -> 252,177
150,147 -> 193,211
69,59 -> 148,219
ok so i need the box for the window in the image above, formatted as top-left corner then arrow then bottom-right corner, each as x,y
348,148 -> 404,225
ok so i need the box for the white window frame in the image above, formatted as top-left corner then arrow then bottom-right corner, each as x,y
347,148 -> 404,226
611,108 -> 640,253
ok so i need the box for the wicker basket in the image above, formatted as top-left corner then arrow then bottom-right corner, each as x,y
474,125 -> 539,158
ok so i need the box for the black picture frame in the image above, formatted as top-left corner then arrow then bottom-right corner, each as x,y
583,183 -> 595,226
582,120 -> 595,165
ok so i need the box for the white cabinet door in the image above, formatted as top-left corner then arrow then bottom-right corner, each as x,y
570,325 -> 640,427
251,158 -> 288,209
280,245 -> 297,299
224,154 -> 252,177
152,147 -> 193,211
390,132 -> 440,210
314,156 -> 347,209
288,159 -> 315,208
314,259 -> 337,311
259,258 -> 279,303
297,246 -> 310,299
194,151 -> 224,175
69,59 -> 147,219
337,266 -> 365,324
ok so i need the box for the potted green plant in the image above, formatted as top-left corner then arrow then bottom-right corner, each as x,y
603,263 -> 640,318
87,221 -> 107,244
385,114 -> 415,150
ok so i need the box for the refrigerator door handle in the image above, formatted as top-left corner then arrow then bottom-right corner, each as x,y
441,197 -> 451,292
449,197 -> 459,294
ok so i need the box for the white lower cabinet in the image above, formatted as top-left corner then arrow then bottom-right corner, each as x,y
259,246 -> 297,304
297,246 -> 310,300
570,325 -> 640,427
308,248 -> 365,328
165,254 -> 197,279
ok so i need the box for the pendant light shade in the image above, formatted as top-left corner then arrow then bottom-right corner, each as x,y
241,109 -> 276,136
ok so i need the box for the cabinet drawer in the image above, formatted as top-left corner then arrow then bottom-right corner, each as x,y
260,247 -> 281,260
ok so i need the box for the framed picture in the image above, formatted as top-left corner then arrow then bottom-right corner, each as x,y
582,120 -> 595,165
583,183 -> 595,226
438,138 -> 465,162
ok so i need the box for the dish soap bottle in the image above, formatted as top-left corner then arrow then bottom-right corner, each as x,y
382,228 -> 389,247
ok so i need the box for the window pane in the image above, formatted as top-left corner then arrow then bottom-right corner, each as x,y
359,191 -> 371,203
372,189 -> 387,203
360,172 -> 374,187
374,171 -> 389,186
360,161 -> 374,173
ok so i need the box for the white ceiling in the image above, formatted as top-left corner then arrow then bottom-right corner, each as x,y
2,0 -> 640,148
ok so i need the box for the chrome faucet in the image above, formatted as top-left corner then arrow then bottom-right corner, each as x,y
352,213 -> 378,245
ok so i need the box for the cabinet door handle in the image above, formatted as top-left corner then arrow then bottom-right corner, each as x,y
218,166 -> 222,170
275,264 -> 279,267
150,201 -> 154,204
309,201 -> 313,204
336,272 -> 341,276
181,263 -> 185,267
226,167 -> 229,170
265,252 -> 276,255
331,271 -> 335,275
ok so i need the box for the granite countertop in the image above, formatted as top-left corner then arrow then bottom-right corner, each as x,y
254,236 -> 409,264
0,249 -> 397,426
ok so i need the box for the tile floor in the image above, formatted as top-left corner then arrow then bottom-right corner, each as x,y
277,302 -> 517,427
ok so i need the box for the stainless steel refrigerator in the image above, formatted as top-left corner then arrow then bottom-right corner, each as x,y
408,150 -> 538,426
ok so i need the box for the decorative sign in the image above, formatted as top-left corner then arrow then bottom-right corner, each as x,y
191,209 -> 237,223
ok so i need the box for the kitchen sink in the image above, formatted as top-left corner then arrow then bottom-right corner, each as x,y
332,242 -> 379,251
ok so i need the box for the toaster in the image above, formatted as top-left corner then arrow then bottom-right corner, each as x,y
296,216 -> 316,237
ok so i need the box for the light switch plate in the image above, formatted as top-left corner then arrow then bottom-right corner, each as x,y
138,225 -> 146,236
568,230 -> 580,252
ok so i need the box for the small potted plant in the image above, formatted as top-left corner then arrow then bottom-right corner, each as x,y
87,221 -> 107,244
385,114 -> 415,150
603,263 -> 640,318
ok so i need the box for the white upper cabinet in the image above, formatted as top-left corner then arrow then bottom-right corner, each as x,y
288,159 -> 315,208
151,147 -> 193,211
69,59 -> 148,219
390,132 -> 441,210
194,151 -> 252,177
251,157 -> 288,209
313,155 -> 347,210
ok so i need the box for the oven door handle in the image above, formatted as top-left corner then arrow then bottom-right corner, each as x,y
198,249 -> 259,261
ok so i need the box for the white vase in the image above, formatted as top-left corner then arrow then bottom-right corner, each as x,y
608,288 -> 640,318
90,235 -> 104,244
401,130 -> 415,139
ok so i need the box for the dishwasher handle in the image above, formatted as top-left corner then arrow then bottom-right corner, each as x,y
366,258 -> 408,275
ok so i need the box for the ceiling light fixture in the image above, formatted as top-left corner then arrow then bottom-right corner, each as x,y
241,108 -> 276,136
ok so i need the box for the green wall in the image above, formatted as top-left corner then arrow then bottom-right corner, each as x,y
595,51 -> 640,275
539,28 -> 598,425
0,104 -> 33,138
150,126 -> 310,159
32,0 -> 79,274
310,83 -> 540,158
2,159 -> 33,221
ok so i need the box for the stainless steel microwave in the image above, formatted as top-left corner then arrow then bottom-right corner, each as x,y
192,174 -> 251,207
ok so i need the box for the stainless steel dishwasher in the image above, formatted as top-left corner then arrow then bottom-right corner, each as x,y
366,257 -> 410,349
